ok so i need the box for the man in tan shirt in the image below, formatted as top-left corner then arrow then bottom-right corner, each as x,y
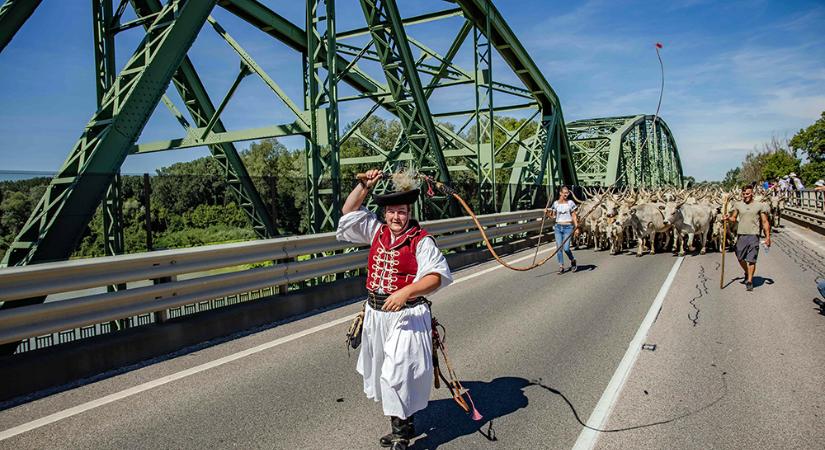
724,184 -> 771,291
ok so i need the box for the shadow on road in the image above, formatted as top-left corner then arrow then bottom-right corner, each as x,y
722,275 -> 774,290
413,377 -> 530,449
572,264 -> 597,272
535,264 -> 599,278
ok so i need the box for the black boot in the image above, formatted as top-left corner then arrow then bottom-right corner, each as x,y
379,415 -> 415,448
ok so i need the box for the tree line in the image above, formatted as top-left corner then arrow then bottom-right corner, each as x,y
0,115 -> 534,261
719,111 -> 825,189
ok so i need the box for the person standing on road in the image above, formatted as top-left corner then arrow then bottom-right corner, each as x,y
724,184 -> 772,292
546,186 -> 580,274
336,168 -> 452,450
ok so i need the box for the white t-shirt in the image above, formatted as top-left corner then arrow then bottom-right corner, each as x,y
551,200 -> 577,224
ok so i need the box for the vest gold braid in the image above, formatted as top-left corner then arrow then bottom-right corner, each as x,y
356,172 -> 613,272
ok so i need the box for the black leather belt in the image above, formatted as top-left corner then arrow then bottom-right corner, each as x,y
367,291 -> 430,311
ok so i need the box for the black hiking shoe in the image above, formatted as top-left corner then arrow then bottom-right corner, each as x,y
746,281 -> 753,292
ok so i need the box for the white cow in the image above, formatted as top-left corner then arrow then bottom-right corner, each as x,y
664,203 -> 715,255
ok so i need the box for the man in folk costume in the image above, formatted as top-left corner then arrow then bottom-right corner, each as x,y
336,168 -> 453,449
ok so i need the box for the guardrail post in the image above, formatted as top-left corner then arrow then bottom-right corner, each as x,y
152,261 -> 174,323
143,173 -> 154,251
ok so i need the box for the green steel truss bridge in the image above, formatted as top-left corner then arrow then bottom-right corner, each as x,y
566,115 -> 684,188
0,0 -> 681,274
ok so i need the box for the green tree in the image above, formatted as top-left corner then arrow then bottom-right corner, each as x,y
242,138 -> 306,234
152,158 -> 224,215
0,190 -> 31,243
722,167 -> 741,189
761,150 -> 799,181
790,111 -> 825,162
799,160 -> 825,186
739,151 -> 767,184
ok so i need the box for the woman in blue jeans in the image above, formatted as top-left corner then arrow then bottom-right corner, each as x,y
547,186 -> 580,274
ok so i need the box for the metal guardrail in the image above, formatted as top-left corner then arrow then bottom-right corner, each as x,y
0,209 -> 547,347
786,189 -> 824,209
781,189 -> 825,232
782,206 -> 825,230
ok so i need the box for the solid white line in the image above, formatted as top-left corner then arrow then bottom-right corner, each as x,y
571,256 -> 684,450
0,244 -> 556,441
0,315 -> 356,442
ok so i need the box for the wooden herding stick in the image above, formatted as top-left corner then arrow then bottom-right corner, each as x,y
720,196 -> 730,289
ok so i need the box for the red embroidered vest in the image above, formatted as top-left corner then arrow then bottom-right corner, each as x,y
366,221 -> 429,294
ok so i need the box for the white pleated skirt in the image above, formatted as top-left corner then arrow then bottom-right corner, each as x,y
356,302 -> 434,419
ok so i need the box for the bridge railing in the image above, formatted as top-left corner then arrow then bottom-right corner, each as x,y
782,189 -> 825,232
787,189 -> 824,210
0,209 -> 547,351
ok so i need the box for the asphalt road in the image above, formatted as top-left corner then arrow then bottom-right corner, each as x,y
0,223 -> 822,449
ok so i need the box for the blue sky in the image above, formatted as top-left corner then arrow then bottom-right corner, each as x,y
1,0 -> 823,181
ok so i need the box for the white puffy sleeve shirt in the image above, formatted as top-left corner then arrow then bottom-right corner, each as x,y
336,208 -> 453,293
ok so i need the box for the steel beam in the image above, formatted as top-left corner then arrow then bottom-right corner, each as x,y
567,115 -> 683,187
474,8 -> 496,213
0,0 -> 42,53
132,122 -> 311,154
454,0 -> 577,210
131,0 -> 276,238
357,0 -> 451,193
3,0 -> 218,271
305,0 -> 341,232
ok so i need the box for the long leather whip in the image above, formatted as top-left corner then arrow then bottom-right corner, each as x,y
357,172 -> 611,272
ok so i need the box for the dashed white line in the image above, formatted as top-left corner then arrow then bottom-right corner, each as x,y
572,256 -> 684,450
0,244 -> 555,441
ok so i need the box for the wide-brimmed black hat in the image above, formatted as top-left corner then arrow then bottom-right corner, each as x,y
373,188 -> 420,206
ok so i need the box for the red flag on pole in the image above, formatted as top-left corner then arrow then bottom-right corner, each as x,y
655,42 -> 663,48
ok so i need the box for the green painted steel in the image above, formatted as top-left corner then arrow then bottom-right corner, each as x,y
357,0 -> 453,218
2,0 -> 620,272
93,0 -> 125,265
474,6 -> 496,214
0,0 -> 42,53
132,0 -> 276,239
566,115 -> 684,187
305,0 -> 342,232
454,0 -> 577,211
1,0 -> 218,270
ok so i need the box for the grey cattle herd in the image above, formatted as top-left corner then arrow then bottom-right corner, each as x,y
567,187 -> 781,257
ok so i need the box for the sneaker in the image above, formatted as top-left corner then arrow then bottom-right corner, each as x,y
746,282 -> 753,292
558,266 -> 565,275
571,260 -> 578,272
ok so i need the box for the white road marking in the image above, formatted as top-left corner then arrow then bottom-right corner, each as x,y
572,256 -> 684,450
0,244 -> 555,441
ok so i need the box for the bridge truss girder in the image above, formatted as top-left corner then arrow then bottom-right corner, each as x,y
566,115 -> 684,188
2,0 -> 579,271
